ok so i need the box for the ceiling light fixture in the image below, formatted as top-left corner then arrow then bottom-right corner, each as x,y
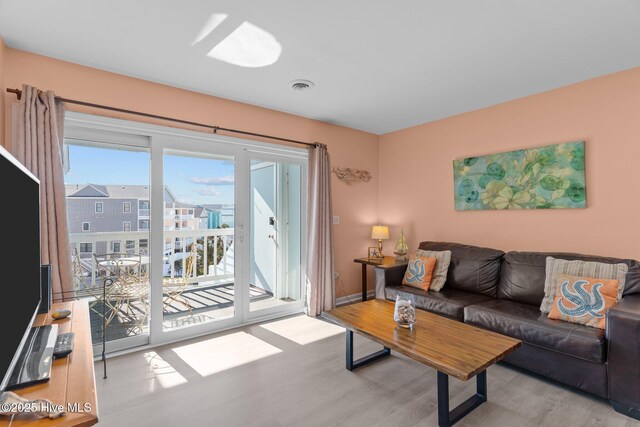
290,79 -> 315,92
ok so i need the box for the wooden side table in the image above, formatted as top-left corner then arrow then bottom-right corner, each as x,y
0,300 -> 98,427
353,256 -> 408,301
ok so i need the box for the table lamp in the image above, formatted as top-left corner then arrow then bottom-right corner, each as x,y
371,225 -> 390,257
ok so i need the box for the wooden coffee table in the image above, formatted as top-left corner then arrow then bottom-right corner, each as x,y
322,300 -> 521,427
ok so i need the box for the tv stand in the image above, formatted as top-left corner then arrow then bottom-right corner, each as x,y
6,324 -> 58,390
0,300 -> 97,427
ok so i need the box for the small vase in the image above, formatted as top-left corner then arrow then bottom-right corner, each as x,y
393,295 -> 416,329
394,250 -> 408,262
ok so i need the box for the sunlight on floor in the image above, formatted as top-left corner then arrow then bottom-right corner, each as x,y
171,331 -> 282,377
259,314 -> 343,345
143,351 -> 188,390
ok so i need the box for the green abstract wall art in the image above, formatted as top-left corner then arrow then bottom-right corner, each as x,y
453,141 -> 586,210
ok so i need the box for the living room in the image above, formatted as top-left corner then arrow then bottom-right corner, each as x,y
0,1 -> 639,426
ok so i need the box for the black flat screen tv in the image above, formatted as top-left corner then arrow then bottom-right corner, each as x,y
0,144 -> 42,392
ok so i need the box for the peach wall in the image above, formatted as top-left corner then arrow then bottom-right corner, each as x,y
379,67 -> 640,261
2,47 -> 380,298
6,44 -> 636,300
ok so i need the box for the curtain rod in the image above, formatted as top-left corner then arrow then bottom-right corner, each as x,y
6,87 -> 316,148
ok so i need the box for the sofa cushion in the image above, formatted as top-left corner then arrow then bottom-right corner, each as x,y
498,251 -> 640,306
541,257 -> 628,313
502,343 -> 608,398
385,285 -> 494,320
464,299 -> 606,363
547,274 -> 620,330
418,241 -> 504,297
498,251 -> 547,306
402,254 -> 437,291
415,249 -> 451,292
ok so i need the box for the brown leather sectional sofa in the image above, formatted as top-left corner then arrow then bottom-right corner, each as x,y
375,241 -> 640,420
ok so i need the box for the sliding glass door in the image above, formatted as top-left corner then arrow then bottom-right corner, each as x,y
64,112 -> 307,352
248,158 -> 305,317
63,138 -> 151,353
161,151 -> 236,333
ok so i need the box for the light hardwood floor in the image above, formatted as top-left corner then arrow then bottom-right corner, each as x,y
95,314 -> 640,427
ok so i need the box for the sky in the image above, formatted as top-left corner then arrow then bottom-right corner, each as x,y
64,144 -> 235,205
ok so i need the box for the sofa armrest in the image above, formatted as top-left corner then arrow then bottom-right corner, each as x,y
607,293 -> 640,418
374,265 -> 407,300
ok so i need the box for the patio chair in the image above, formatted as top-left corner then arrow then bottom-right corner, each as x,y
93,253 -> 150,334
163,243 -> 196,314
71,248 -> 93,296
72,249 -> 108,315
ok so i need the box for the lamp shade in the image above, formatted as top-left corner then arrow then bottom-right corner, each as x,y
371,225 -> 390,240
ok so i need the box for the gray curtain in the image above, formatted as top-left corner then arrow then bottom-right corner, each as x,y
12,84 -> 74,302
305,143 -> 335,316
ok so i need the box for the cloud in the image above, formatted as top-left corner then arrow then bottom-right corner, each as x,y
193,187 -> 222,196
191,176 -> 234,185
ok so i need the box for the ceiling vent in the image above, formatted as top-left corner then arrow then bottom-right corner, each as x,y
290,79 -> 315,92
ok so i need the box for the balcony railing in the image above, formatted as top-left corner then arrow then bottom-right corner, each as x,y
69,228 -> 235,289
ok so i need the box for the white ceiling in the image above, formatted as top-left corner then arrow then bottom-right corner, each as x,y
1,1 -> 639,134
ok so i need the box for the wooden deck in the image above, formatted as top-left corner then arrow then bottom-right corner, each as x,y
87,283 -> 271,343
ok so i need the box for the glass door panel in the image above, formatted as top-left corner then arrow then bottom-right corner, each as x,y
63,139 -> 150,352
249,160 -> 303,313
162,151 -> 236,332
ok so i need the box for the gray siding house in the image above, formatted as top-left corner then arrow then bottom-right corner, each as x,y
66,184 -> 151,256
66,184 -> 149,233
66,184 -> 216,257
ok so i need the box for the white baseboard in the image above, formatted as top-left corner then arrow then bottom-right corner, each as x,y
336,290 -> 376,306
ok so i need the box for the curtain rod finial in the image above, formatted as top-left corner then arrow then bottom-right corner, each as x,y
6,88 -> 22,100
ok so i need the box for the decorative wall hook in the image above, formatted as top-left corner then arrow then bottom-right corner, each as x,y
332,167 -> 372,184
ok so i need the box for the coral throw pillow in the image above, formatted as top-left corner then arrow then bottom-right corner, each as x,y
548,274 -> 620,330
540,256 -> 628,314
402,255 -> 437,291
415,249 -> 451,292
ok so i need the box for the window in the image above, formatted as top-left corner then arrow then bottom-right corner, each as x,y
123,202 -> 131,213
79,243 -> 92,253
95,202 -> 103,213
112,242 -> 121,253
139,200 -> 150,216
82,222 -> 90,232
139,220 -> 149,230
123,221 -> 131,232
139,239 -> 149,255
126,240 -> 135,254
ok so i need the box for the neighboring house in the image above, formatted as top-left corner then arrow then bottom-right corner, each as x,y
66,183 -> 220,257
201,204 -> 235,228
194,207 -> 212,230
66,184 -> 151,257
161,186 -> 207,231
164,202 -> 199,231
65,184 -> 147,234
66,184 -> 215,233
